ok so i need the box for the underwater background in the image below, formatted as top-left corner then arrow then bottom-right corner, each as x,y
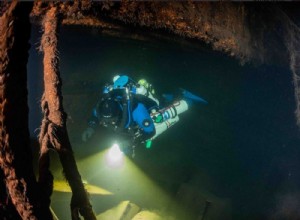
28,25 -> 300,220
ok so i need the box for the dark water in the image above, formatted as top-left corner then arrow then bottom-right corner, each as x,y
28,26 -> 300,220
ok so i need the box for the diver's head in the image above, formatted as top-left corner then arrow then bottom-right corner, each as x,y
138,79 -> 149,89
113,75 -> 120,83
138,78 -> 155,95
98,98 -> 121,127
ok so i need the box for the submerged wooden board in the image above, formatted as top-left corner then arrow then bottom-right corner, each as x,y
53,180 -> 113,195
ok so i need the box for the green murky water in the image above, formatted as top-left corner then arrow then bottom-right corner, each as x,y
29,26 -> 300,220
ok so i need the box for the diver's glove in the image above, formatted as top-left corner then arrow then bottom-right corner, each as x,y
82,127 -> 95,142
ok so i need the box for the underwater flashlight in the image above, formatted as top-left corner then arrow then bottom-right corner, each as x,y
106,143 -> 124,167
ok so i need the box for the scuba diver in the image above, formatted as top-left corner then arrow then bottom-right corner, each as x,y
82,74 -> 208,154
82,75 -> 160,146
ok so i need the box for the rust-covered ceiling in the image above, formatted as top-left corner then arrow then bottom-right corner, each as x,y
1,1 -> 300,123
29,1 -> 297,64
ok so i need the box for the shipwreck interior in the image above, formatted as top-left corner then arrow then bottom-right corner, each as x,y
1,1 -> 300,220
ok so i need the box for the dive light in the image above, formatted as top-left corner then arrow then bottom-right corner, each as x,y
106,143 -> 124,167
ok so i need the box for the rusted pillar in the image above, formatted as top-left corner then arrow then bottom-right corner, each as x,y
0,1 -> 40,219
39,5 -> 96,220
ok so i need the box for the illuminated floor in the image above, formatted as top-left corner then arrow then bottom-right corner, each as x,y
50,144 -> 185,219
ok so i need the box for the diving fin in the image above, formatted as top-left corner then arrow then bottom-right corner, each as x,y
180,88 -> 208,104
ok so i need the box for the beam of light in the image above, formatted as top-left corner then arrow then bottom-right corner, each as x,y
50,143 -> 188,219
76,148 -> 173,209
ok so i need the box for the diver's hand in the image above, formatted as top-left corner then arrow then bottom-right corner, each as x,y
82,127 -> 95,142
